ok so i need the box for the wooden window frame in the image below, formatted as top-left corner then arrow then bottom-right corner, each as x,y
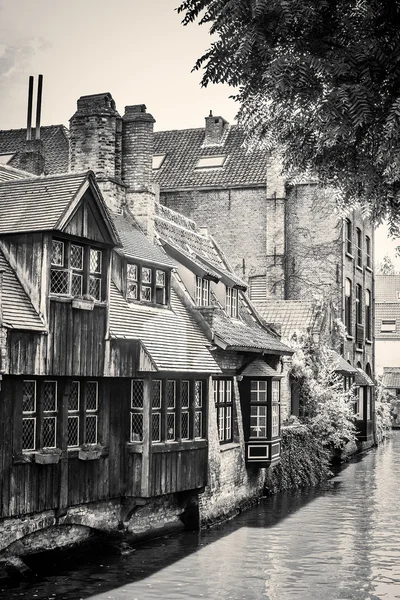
50,237 -> 105,302
67,380 -> 100,448
125,261 -> 169,306
365,289 -> 371,340
356,228 -> 362,268
225,287 -> 238,318
214,378 -> 233,443
22,380 -> 59,452
345,219 -> 352,255
148,377 -> 207,445
365,235 -> 371,268
195,276 -> 210,306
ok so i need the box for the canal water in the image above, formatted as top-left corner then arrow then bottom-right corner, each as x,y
2,432 -> 400,600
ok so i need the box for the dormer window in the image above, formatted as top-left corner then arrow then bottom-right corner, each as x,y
152,154 -> 166,170
226,287 -> 238,317
195,155 -> 226,169
126,262 -> 168,305
195,276 -> 210,306
50,238 -> 103,301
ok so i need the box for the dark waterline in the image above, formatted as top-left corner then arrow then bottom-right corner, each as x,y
2,432 -> 400,600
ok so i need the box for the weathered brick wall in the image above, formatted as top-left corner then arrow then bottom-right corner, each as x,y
199,377 -> 267,525
285,183 -> 343,302
160,187 -> 268,283
122,105 -> 155,191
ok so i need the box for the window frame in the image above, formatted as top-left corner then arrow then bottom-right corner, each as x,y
22,379 -> 59,452
345,278 -> 352,334
67,380 -> 100,448
195,276 -> 210,306
213,378 -> 233,443
355,283 -> 363,325
345,219 -> 352,255
125,261 -> 169,307
365,289 -> 371,340
365,235 -> 371,268
225,286 -> 238,318
356,228 -> 362,268
50,237 -> 106,302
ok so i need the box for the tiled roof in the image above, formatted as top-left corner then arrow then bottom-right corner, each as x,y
0,125 -> 69,175
375,274 -> 400,303
109,282 -> 221,373
0,172 -> 89,234
0,164 -> 31,182
112,212 -> 175,268
0,250 -> 46,331
155,202 -> 247,288
328,350 -> 357,375
212,310 -> 293,355
383,368 -> 400,388
375,303 -> 400,337
254,300 -> 317,341
241,359 -> 281,377
153,125 -> 268,189
355,368 -> 374,387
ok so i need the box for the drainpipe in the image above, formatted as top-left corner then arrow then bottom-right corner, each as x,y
0,268 -> 5,386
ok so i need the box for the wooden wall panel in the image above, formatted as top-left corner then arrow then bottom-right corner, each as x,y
48,302 -> 106,376
149,447 -> 207,497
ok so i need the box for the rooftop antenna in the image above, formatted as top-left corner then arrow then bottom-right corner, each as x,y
26,75 -> 34,141
35,74 -> 43,140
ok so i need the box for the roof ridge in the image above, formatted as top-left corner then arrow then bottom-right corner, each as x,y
0,170 -> 90,187
0,124 -> 66,134
154,124 -> 239,136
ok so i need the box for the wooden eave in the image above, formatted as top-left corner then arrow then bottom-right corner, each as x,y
160,239 -> 220,282
213,334 -> 293,356
195,254 -> 247,291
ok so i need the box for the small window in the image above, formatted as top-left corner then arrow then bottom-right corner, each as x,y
345,278 -> 352,333
126,262 -> 168,306
151,380 -> 162,442
67,380 -> 99,447
365,290 -> 371,340
152,154 -> 166,170
381,319 -> 396,333
22,380 -> 58,452
365,236 -> 371,268
356,228 -> 362,267
271,380 -> 280,438
0,153 -> 15,164
130,380 -> 144,442
195,155 -> 226,169
214,379 -> 233,443
356,284 -> 362,325
195,276 -> 210,306
250,381 -> 268,438
345,219 -> 352,255
226,287 -> 238,318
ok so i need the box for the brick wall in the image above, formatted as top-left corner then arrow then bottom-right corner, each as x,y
161,187 -> 268,283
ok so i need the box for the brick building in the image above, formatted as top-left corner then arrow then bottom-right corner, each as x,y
153,116 -> 375,433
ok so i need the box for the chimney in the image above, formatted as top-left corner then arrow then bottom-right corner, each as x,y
69,92 -> 125,213
122,104 -> 157,240
203,111 -> 229,147
19,75 -> 45,175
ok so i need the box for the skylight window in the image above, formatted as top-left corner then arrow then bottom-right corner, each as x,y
195,155 -> 226,169
152,154 -> 166,170
0,153 -> 15,165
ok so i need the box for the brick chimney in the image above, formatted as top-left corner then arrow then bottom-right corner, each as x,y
203,112 -> 229,147
19,139 -> 45,175
69,93 -> 125,213
122,104 -> 157,240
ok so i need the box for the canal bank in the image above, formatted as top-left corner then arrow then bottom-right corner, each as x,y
2,431 -> 399,600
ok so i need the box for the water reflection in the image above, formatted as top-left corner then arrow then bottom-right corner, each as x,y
2,433 -> 400,600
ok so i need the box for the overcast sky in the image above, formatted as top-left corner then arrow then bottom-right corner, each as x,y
0,0 -> 398,269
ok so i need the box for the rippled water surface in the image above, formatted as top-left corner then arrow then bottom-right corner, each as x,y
3,432 -> 400,600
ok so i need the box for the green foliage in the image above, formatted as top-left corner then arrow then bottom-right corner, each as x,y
375,376 -> 394,441
265,424 -> 331,494
178,0 -> 400,232
377,253 -> 396,274
290,332 -> 357,450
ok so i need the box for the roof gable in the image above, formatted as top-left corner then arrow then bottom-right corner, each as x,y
63,187 -> 119,246
0,172 -> 119,245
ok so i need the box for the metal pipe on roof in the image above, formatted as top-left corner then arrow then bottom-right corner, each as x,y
26,75 -> 34,141
35,74 -> 43,140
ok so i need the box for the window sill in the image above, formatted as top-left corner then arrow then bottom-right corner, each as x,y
219,442 -> 241,452
345,252 -> 354,260
151,439 -> 207,453
355,346 -> 363,353
365,266 -> 373,273
356,265 -> 363,273
68,445 -> 108,459
50,295 -> 106,307
346,335 -> 354,341
14,449 -> 62,465
126,441 -> 143,454
365,339 -> 373,345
